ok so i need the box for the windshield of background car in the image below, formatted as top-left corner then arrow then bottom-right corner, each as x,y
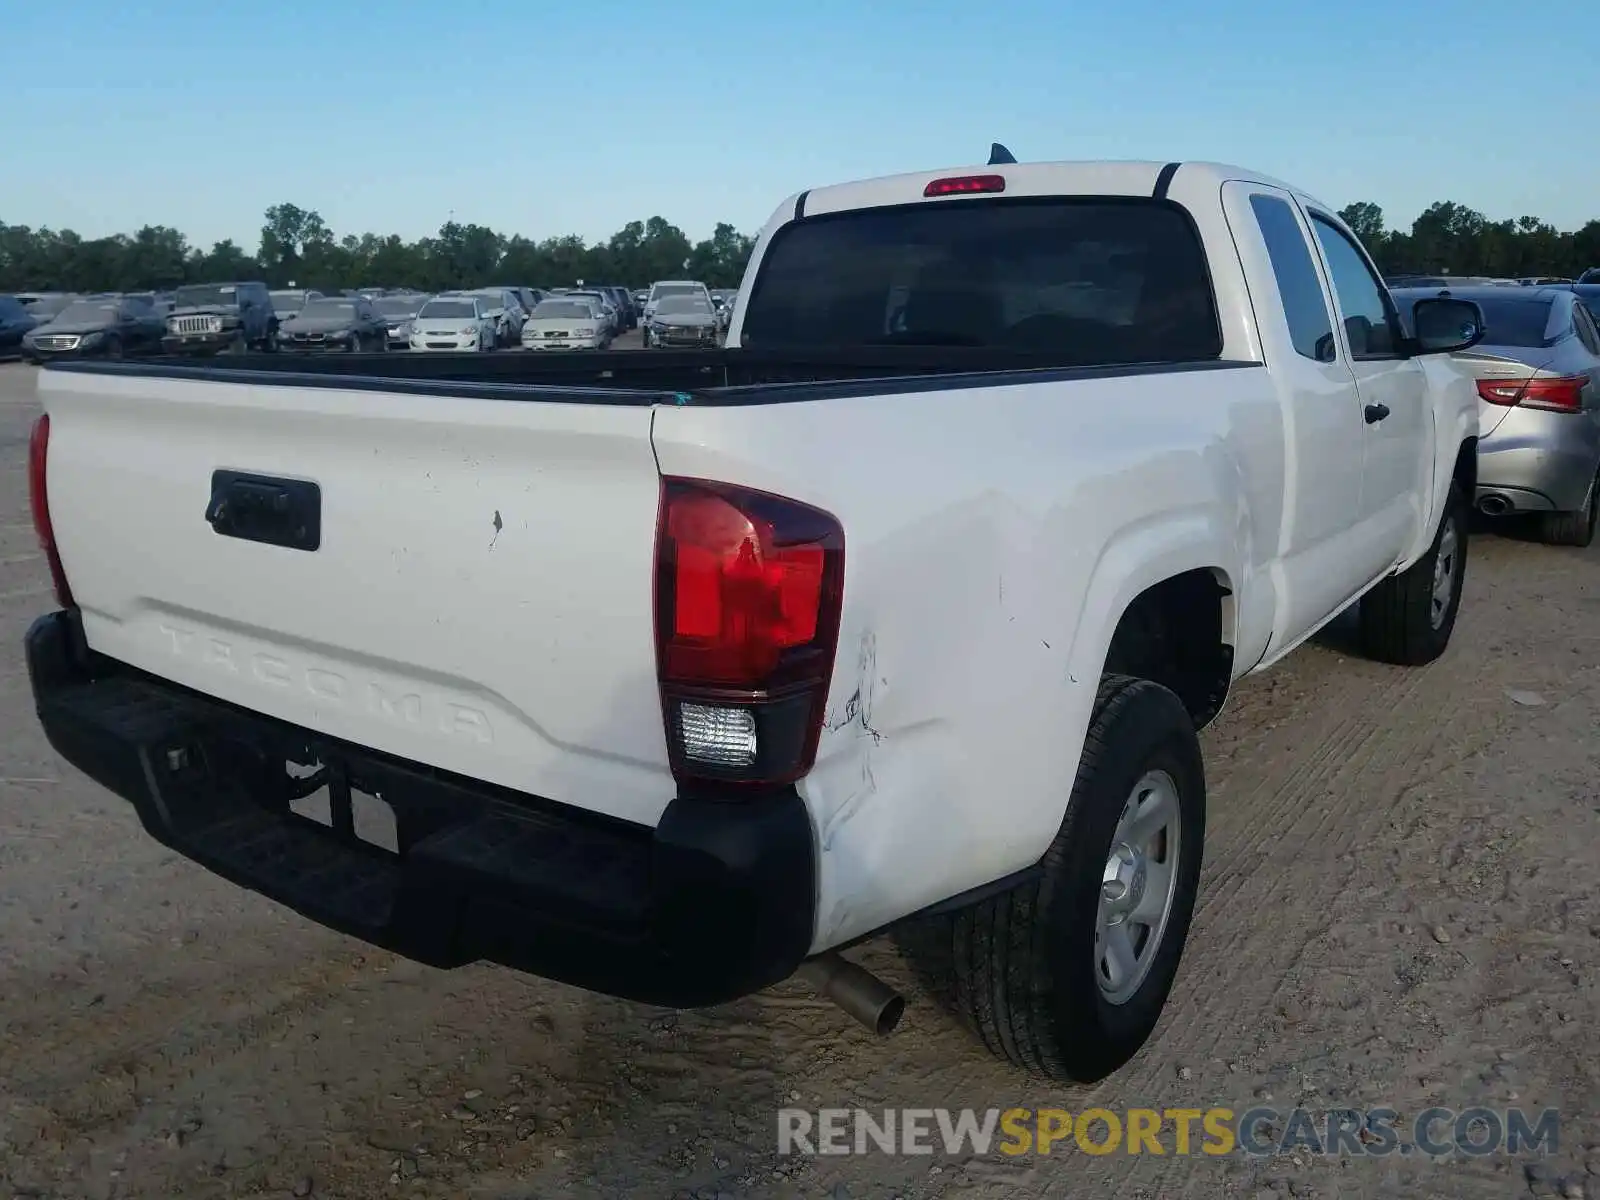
419,300 -> 476,319
173,285 -> 239,307
52,302 -> 120,324
651,284 -> 700,301
657,296 -> 712,316
532,301 -> 594,319
375,297 -> 419,316
270,291 -> 306,310
739,198 -> 1222,361
301,300 -> 357,318
569,292 -> 608,306
473,292 -> 507,309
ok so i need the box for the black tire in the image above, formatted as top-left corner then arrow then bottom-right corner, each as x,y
945,675 -> 1205,1083
1358,481 -> 1467,666
1535,470 -> 1598,548
103,335 -> 123,360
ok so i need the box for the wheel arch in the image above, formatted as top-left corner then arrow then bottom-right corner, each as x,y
1067,508 -> 1243,731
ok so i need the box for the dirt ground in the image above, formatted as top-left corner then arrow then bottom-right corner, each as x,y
0,361 -> 1596,1200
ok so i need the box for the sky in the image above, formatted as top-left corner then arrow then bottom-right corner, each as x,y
4,0 -> 1597,253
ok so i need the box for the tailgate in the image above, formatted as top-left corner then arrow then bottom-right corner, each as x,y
40,368 -> 674,825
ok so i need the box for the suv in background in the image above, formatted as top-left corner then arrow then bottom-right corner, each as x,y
163,281 -> 278,355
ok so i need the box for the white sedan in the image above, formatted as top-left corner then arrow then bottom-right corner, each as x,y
520,298 -> 612,351
408,295 -> 496,352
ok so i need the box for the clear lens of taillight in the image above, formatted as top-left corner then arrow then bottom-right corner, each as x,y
654,477 -> 845,788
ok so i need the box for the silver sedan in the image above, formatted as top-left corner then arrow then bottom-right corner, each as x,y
1394,286 -> 1600,546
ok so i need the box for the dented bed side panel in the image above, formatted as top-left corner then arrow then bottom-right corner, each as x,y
651,365 -> 1277,952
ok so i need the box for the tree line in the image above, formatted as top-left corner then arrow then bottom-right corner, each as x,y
0,202 -> 759,295
2,197 -> 1597,297
1337,201 -> 1599,278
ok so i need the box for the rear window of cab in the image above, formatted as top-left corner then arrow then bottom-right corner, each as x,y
739,197 -> 1222,365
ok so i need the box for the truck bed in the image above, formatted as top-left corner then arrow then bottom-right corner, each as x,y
43,345 -> 1256,405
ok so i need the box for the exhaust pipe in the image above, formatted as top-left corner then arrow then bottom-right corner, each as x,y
1479,494 -> 1511,517
797,953 -> 905,1036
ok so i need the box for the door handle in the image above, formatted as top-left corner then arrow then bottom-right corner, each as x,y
1364,403 -> 1390,424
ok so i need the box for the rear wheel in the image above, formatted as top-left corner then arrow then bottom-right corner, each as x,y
1358,482 -> 1467,665
944,675 -> 1205,1082
1536,469 -> 1599,548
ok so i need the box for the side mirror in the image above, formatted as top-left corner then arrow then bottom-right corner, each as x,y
1409,297 -> 1485,355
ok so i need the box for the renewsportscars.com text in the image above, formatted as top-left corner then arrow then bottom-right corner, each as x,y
777,1106 -> 1559,1158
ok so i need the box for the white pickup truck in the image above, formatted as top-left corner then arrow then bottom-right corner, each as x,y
26,158 -> 1487,1083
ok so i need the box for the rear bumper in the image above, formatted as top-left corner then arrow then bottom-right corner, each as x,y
1477,411 -> 1600,513
26,610 -> 817,1007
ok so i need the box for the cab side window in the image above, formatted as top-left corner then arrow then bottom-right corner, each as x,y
1309,216 -> 1401,359
1250,194 -> 1336,363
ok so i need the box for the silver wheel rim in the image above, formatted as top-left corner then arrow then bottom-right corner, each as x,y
1430,515 -> 1459,630
1096,769 -> 1182,1006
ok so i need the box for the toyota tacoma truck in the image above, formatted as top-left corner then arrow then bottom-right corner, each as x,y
25,159 -> 1485,1083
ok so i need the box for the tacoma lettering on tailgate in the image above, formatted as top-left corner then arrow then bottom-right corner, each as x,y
155,622 -> 493,743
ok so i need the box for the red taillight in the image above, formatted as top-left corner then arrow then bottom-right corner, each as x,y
1476,375 -> 1586,412
28,414 -> 74,609
923,174 -> 1006,198
654,478 -> 844,787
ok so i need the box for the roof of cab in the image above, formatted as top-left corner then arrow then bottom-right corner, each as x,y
771,160 -> 1329,227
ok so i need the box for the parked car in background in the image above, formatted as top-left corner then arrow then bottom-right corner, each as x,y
642,279 -> 712,326
1519,277 -> 1573,286
1576,268 -> 1600,285
22,294 -> 164,362
468,288 -> 524,346
163,281 -> 278,355
374,294 -> 428,349
1569,284 -> 1600,323
279,295 -> 389,352
1394,285 -> 1600,547
590,285 -> 636,330
645,293 -> 720,348
269,289 -> 323,322
520,297 -> 612,351
565,289 -> 619,334
409,294 -> 496,351
0,295 -> 39,360
18,293 -> 78,322
631,289 -> 649,311
495,286 -> 543,319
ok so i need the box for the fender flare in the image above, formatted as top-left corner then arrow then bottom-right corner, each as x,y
1065,506 -> 1242,693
